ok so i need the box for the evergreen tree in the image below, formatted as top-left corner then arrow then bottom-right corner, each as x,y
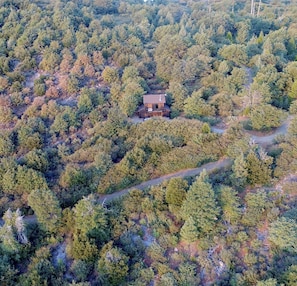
178,263 -> 199,286
180,216 -> 199,242
69,195 -> 108,261
256,278 -> 277,286
246,149 -> 272,186
269,217 -> 297,253
159,273 -> 177,286
231,152 -> 248,189
98,242 -> 129,286
219,186 -> 241,224
73,194 -> 107,239
28,189 -> 62,233
181,171 -> 220,237
165,178 -> 188,206
282,265 -> 297,286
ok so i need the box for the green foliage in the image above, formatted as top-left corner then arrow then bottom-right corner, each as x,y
289,100 -> 297,114
70,260 -> 92,282
1,0 -> 297,284
165,178 -> 188,206
155,35 -> 187,82
181,171 -> 219,237
20,246 -> 64,286
119,93 -> 140,117
22,149 -> 49,172
158,272 -> 177,286
269,217 -> 297,253
184,92 -> 215,118
178,263 -> 199,286
0,132 -> 14,157
289,80 -> 297,99
167,81 -> 188,112
246,149 -> 272,186
0,254 -> 18,285
33,82 -> 46,96
28,189 -> 62,233
78,91 -> 93,113
2,165 -> 48,195
242,190 -> 270,226
219,44 -> 248,65
250,104 -> 285,131
288,116 -> 297,136
73,195 -> 107,238
231,152 -> 248,189
0,106 -> 13,123
50,107 -> 78,135
282,265 -> 297,286
180,216 -> 199,242
0,209 -> 28,253
256,278 -> 277,286
102,66 -> 119,84
69,195 -> 108,261
146,242 -> 167,263
219,186 -> 241,224
70,233 -> 99,261
17,123 -> 44,151
98,242 -> 129,286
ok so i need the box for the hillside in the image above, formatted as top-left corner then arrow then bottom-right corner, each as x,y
1,0 -> 297,285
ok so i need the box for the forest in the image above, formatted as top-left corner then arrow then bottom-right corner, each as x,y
1,0 -> 297,285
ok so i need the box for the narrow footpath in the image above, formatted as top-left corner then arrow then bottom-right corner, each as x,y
0,115 -> 293,225
99,158 -> 232,203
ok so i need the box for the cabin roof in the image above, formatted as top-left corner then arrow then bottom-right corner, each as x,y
143,94 -> 166,104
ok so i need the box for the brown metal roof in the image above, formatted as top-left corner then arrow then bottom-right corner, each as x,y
143,94 -> 166,104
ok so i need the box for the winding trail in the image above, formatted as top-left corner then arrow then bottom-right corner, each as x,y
0,65 -> 293,226
100,115 -> 292,203
211,115 -> 292,145
99,158 -> 232,203
0,115 -> 293,224
249,115 -> 292,144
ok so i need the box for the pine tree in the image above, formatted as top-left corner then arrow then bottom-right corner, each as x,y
69,195 -> 108,261
28,189 -> 62,233
269,217 -> 297,253
165,178 -> 188,206
178,263 -> 199,286
98,242 -> 129,286
180,216 -> 199,242
181,171 -> 220,237
256,278 -> 277,286
231,153 -> 248,189
246,150 -> 272,186
73,194 -> 107,239
219,186 -> 241,224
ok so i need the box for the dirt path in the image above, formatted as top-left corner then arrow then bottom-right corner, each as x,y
249,115 -> 292,144
99,158 -> 232,203
211,115 -> 292,145
0,159 -> 232,225
0,116 -> 293,223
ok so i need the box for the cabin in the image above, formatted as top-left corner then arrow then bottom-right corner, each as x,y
137,94 -> 170,118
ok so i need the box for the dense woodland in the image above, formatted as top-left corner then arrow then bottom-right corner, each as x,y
2,0 -> 297,284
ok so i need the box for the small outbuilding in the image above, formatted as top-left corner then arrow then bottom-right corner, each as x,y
137,94 -> 170,118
